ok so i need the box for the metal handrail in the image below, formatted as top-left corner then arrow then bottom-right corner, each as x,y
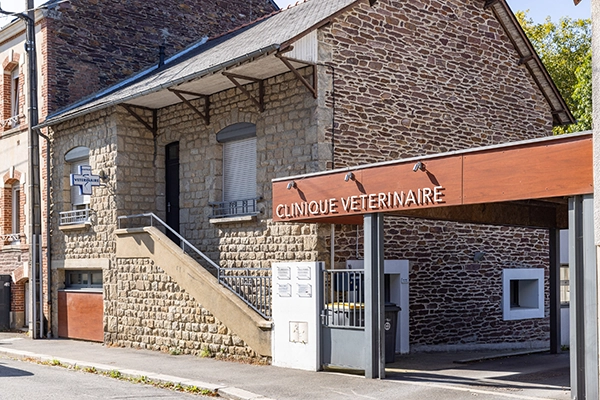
117,212 -> 271,319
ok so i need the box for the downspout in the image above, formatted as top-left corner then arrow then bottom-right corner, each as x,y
41,130 -> 51,337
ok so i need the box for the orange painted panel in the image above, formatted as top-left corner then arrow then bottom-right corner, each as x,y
58,291 -> 103,342
273,157 -> 463,222
462,137 -> 593,204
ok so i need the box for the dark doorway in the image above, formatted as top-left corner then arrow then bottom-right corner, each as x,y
0,275 -> 11,331
165,142 -> 180,244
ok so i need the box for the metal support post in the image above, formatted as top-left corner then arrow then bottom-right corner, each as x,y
569,195 -> 597,399
364,213 -> 385,379
549,228 -> 561,354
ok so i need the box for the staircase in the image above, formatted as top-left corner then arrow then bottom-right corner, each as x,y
115,216 -> 272,357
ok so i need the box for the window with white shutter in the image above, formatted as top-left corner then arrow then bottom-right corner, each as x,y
215,123 -> 258,217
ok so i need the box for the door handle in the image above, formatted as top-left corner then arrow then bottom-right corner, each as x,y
167,202 -> 171,212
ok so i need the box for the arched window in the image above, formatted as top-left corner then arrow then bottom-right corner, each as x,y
213,123 -> 258,217
64,146 -> 90,210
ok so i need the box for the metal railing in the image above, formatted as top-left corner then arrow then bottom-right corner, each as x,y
209,197 -> 261,218
322,269 -> 365,328
118,212 -> 271,319
59,208 -> 90,225
1,114 -> 20,128
220,268 -> 271,318
0,233 -> 21,242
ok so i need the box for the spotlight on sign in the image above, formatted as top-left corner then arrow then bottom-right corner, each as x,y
412,161 -> 425,172
344,171 -> 354,182
287,181 -> 296,190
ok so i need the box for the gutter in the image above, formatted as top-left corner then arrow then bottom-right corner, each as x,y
35,44 -> 280,130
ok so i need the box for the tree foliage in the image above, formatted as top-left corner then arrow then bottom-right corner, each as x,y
515,11 -> 592,134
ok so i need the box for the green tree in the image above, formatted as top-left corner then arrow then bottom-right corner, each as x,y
515,11 -> 592,134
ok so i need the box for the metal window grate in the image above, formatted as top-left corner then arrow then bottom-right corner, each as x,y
209,197 -> 261,218
59,208 -> 90,225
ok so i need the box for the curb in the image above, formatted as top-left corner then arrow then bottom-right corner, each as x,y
0,347 -> 272,400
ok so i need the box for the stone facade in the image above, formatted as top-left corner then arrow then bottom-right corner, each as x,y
50,0 -> 563,357
0,0 -> 277,333
51,70 -> 325,355
312,0 -> 555,350
319,0 -> 551,169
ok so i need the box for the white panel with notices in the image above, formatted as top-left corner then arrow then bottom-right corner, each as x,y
272,261 -> 322,371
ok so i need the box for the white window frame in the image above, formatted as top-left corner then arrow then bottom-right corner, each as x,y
11,183 -> 20,238
502,268 -> 545,321
10,67 -> 20,127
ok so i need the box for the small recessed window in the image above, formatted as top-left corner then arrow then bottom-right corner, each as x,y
502,268 -> 544,320
65,270 -> 102,290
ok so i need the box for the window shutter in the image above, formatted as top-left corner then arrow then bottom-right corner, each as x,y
223,137 -> 256,202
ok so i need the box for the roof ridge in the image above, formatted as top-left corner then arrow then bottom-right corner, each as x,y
284,0 -> 310,10
204,0 -> 311,44
206,8 -> 282,44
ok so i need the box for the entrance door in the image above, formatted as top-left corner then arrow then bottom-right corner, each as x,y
165,142 -> 180,243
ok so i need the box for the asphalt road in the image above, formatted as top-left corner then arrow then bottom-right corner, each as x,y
0,356 -> 203,399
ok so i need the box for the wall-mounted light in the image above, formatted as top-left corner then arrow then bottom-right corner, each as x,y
412,161 -> 426,172
344,171 -> 355,182
98,170 -> 109,181
287,181 -> 296,190
473,251 -> 486,262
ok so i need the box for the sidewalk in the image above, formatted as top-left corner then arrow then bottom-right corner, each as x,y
0,331 -> 571,400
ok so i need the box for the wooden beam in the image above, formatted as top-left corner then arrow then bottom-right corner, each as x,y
121,104 -> 157,136
169,89 -> 210,125
276,54 -> 317,99
518,55 -> 534,65
222,72 -> 264,112
483,0 -> 500,9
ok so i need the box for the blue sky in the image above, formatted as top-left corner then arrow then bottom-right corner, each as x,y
0,1 -> 590,32
275,0 -> 591,23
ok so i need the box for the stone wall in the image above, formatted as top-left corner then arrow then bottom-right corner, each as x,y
153,69 -> 325,267
112,257 -> 265,362
333,219 -> 551,349
51,70 -> 326,356
43,0 -> 278,114
314,0 -> 556,350
318,0 -> 553,168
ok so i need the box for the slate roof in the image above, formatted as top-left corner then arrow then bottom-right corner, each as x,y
38,0 -> 574,128
39,0 -> 358,127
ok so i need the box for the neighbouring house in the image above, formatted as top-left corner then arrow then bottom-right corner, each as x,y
0,0 -> 278,334
39,0 -> 573,361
